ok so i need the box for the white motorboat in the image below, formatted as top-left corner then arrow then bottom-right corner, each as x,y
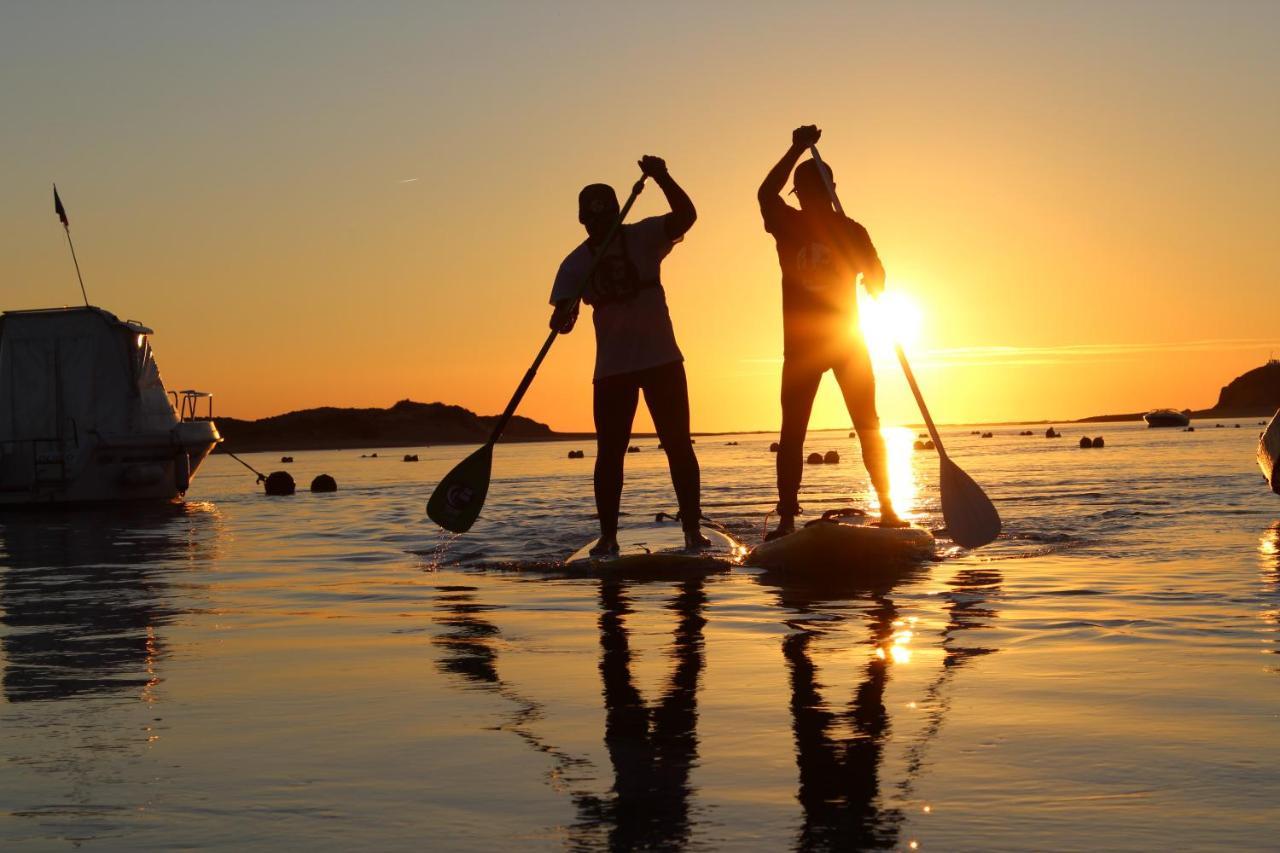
0,306 -> 220,506
1143,408 -> 1191,428
1259,410 -> 1280,495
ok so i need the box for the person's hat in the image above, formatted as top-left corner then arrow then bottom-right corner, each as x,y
790,159 -> 834,195
578,183 -> 619,215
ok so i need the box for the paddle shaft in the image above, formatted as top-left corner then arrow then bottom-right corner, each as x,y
482,176 -> 648,445
806,144 -> 949,458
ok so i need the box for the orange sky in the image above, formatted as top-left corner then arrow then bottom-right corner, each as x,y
4,3 -> 1278,432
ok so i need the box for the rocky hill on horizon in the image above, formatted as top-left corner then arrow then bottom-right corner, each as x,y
214,399 -> 557,453
1206,361 -> 1280,416
1078,360 -> 1280,422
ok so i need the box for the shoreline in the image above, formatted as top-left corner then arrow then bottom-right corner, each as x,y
213,412 -> 1273,455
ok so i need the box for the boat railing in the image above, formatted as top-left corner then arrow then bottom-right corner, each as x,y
171,390 -> 214,422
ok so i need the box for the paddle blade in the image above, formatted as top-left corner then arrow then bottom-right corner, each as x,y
938,455 -> 1001,549
427,444 -> 493,533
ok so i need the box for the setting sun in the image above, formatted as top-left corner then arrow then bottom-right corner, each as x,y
859,288 -> 924,362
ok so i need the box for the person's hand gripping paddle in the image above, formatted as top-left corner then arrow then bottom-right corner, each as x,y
427,175 -> 648,534
807,144 -> 1001,549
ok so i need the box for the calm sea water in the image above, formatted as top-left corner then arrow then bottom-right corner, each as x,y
2,420 -> 1278,851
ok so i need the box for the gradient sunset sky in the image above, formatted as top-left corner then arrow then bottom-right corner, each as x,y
4,2 -> 1278,432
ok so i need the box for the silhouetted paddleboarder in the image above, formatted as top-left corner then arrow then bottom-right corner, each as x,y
550,156 -> 709,556
759,126 -> 904,539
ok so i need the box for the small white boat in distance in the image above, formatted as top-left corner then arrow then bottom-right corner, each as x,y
1143,408 -> 1191,428
0,306 -> 220,506
1259,410 -> 1280,495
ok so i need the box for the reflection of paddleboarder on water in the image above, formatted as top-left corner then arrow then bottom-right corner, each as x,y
549,156 -> 709,556
759,125 -> 904,539
431,577 -> 707,849
584,577 -> 706,849
760,569 -> 912,851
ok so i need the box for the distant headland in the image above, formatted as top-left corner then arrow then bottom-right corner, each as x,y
214,362 -> 1280,452
215,399 -> 574,453
1077,360 -> 1280,423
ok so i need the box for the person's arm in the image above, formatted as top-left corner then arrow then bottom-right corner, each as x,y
548,256 -> 580,333
858,224 -> 886,297
549,298 -> 578,333
639,155 -> 696,241
759,125 -> 820,208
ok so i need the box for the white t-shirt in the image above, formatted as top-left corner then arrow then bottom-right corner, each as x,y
550,216 -> 684,381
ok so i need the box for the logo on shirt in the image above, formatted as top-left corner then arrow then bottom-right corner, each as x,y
796,241 -> 833,291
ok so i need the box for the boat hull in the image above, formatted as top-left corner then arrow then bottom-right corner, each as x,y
1259,410 -> 1280,495
1144,409 -> 1191,428
0,421 -> 219,507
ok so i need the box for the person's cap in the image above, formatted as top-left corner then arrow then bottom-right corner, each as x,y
790,158 -> 834,195
578,183 -> 619,215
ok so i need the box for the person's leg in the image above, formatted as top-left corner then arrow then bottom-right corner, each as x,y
593,372 -> 641,553
773,356 -> 825,538
832,343 -> 903,525
641,361 -> 708,548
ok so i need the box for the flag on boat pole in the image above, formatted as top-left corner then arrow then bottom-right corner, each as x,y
54,186 -> 69,227
53,183 -> 89,307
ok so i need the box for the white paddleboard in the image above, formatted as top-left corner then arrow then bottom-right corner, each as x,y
563,516 -> 746,576
746,510 -> 934,574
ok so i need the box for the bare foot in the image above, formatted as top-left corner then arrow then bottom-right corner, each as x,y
684,529 -> 712,550
589,538 -> 620,557
875,511 -> 910,528
764,517 -> 795,541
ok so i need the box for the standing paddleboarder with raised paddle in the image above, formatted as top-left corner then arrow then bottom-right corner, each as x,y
549,155 -> 709,557
759,125 -> 905,539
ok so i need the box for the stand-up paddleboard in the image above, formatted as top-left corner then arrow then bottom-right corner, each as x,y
746,508 -> 935,574
563,515 -> 746,576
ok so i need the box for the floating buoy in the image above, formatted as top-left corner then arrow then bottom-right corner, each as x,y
1079,436 -> 1093,448
403,454 -> 419,462
924,439 -> 935,450
310,474 -> 337,492
281,456 -> 293,463
823,450 -> 840,464
1093,436 -> 1105,448
769,442 -> 780,453
913,440 -> 925,450
264,471 -> 295,496
806,452 -> 824,464
848,430 -> 856,438
1184,426 -> 1195,432
982,432 -> 994,438
371,452 -> 378,458
627,445 -> 640,453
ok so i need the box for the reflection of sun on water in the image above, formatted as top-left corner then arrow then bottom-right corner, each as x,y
875,616 -> 917,664
867,426 -> 919,519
